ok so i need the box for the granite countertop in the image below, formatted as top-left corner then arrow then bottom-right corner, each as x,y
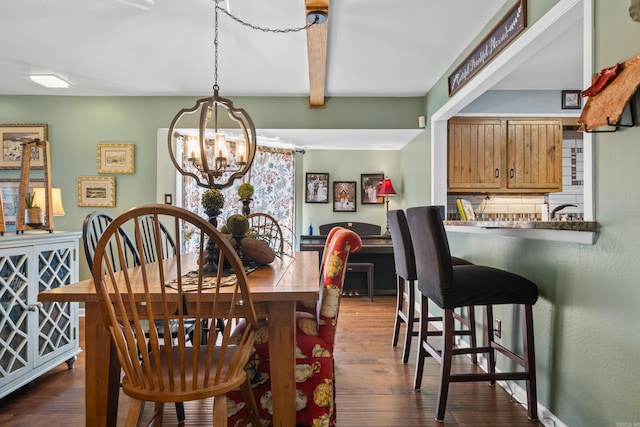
443,220 -> 598,232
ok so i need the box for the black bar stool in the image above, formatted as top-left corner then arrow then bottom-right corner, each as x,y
406,206 -> 538,422
387,209 -> 476,364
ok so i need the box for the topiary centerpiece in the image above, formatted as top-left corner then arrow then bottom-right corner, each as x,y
226,213 -> 249,260
237,182 -> 254,216
201,189 -> 225,273
237,183 -> 254,200
226,213 -> 250,236
201,189 -> 225,215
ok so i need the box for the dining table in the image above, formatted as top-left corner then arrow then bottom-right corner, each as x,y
38,250 -> 320,427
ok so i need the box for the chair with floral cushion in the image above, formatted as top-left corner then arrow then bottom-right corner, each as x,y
227,227 -> 362,427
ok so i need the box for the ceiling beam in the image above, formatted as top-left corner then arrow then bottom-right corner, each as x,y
306,0 -> 329,108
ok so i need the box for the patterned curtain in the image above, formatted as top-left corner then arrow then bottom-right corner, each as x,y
181,144 -> 295,254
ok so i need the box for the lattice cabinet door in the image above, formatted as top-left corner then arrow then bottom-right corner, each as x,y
0,247 -> 31,389
0,234 -> 80,399
33,241 -> 78,368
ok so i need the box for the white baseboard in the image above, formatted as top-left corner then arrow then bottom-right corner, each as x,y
417,306 -> 567,427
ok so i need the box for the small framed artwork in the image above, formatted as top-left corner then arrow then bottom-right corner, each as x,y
305,172 -> 329,203
561,90 -> 581,109
333,181 -> 357,212
0,123 -> 48,169
97,143 -> 135,174
0,178 -> 44,224
77,176 -> 116,207
361,173 -> 384,204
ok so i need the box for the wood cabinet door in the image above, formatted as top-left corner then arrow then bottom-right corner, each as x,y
447,118 -> 504,192
506,119 -> 563,192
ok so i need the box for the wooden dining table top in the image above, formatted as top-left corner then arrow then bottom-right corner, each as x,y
39,250 -> 321,304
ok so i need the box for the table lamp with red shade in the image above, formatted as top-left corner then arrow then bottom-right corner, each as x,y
378,178 -> 397,236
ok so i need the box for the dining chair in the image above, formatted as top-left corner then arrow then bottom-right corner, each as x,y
296,225 -> 343,314
246,212 -> 285,256
91,204 -> 260,426
387,209 -> 477,364
406,206 -> 538,421
137,213 -> 177,262
227,227 -> 362,427
83,211 -> 140,272
83,210 -> 195,424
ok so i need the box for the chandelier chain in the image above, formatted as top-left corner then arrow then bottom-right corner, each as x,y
214,2 -> 219,88
215,4 -> 316,34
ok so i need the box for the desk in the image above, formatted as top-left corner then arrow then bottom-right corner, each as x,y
38,251 -> 320,427
300,235 -> 395,295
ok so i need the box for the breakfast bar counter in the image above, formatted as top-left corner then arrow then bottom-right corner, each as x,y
444,220 -> 598,231
443,220 -> 599,244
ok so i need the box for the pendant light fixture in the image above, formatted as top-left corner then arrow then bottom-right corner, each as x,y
168,0 -> 256,190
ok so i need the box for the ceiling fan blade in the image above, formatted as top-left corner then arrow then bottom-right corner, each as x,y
306,0 -> 329,108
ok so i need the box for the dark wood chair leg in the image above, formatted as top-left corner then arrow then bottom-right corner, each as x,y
392,275 -> 404,347
413,294 -> 429,390
484,305 -> 496,385
435,309 -> 455,422
402,278 -> 416,363
522,304 -> 538,420
175,402 -> 185,423
467,305 -> 478,364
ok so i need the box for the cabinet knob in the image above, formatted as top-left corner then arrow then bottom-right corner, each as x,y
28,302 -> 43,312
495,169 -> 500,178
510,168 -> 515,178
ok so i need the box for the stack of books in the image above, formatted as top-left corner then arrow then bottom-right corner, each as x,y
456,198 -> 476,221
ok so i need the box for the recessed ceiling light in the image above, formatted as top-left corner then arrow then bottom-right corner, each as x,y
29,74 -> 70,88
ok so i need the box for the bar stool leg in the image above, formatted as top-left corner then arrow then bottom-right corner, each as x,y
413,294 -> 429,390
467,305 -> 478,365
435,309 -> 455,422
522,304 -> 538,420
392,275 -> 404,347
484,305 -> 496,384
402,278 -> 416,363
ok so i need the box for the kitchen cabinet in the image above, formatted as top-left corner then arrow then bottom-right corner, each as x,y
0,232 -> 81,399
448,117 -> 563,193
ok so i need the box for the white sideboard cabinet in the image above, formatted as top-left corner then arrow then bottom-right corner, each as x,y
0,231 -> 82,399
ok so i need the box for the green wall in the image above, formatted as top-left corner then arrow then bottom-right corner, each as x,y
3,0 -> 639,424
300,149 -> 402,234
400,1 -> 640,425
0,95 -> 421,280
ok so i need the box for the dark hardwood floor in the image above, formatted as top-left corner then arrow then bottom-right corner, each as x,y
0,296 -> 539,426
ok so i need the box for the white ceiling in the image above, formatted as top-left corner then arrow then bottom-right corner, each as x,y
0,0 -> 583,149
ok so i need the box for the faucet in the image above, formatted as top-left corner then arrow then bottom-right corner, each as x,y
550,204 -> 577,220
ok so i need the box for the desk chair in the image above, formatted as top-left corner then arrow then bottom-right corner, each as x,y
387,209 -> 476,364
82,210 -> 188,423
91,205 -> 260,426
406,206 -> 538,421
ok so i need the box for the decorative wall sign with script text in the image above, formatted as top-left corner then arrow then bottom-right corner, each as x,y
448,0 -> 526,96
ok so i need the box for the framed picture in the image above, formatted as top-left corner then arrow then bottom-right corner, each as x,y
333,181 -> 357,212
77,176 -> 115,207
97,143 -> 135,174
0,123 -> 48,169
305,172 -> 329,203
0,178 -> 44,224
562,90 -> 581,109
361,173 -> 384,204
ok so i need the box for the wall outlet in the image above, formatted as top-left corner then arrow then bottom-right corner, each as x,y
494,318 -> 502,338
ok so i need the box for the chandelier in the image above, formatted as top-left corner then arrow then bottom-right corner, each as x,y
167,1 -> 256,190
167,2 -> 326,189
